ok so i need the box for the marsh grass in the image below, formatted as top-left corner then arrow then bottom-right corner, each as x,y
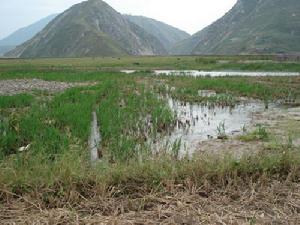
0,143 -> 299,206
217,121 -> 228,139
96,80 -> 174,161
155,75 -> 300,105
0,69 -> 300,208
239,124 -> 270,142
0,74 -> 175,163
0,94 -> 34,109
1,55 -> 300,72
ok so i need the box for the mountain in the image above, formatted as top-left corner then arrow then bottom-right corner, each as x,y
171,0 -> 300,55
0,14 -> 58,47
0,46 -> 14,56
6,0 -> 166,58
0,14 -> 57,56
124,15 -> 190,51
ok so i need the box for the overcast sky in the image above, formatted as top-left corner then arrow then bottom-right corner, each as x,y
0,0 -> 237,39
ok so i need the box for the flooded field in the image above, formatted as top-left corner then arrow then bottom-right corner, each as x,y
121,70 -> 300,77
89,111 -> 101,162
152,98 -> 276,157
2,57 -> 300,225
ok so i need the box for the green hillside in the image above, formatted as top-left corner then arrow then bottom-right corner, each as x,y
6,0 -> 166,58
172,0 -> 300,55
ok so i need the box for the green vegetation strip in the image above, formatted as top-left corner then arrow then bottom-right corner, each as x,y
0,56 -> 300,72
155,75 -> 300,104
0,94 -> 34,109
0,70 -> 299,199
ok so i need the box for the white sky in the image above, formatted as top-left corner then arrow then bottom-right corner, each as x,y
0,0 -> 237,39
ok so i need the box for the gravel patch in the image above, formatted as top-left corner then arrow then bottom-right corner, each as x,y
0,79 -> 96,96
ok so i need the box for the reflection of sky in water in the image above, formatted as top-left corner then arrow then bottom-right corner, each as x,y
154,70 -> 300,77
121,70 -> 300,77
152,99 -> 274,157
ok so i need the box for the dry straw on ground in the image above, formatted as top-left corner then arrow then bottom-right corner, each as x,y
1,179 -> 300,225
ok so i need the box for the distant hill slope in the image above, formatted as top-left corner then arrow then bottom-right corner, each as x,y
171,0 -> 300,55
6,0 -> 166,58
0,46 -> 14,56
0,14 -> 57,56
0,14 -> 58,47
124,15 -> 190,51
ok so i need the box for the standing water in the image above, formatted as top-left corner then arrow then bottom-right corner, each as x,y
152,98 -> 275,157
153,70 -> 300,77
121,70 -> 300,77
89,111 -> 101,163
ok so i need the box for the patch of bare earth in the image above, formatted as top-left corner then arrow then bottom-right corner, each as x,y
253,106 -> 300,146
0,79 -> 97,96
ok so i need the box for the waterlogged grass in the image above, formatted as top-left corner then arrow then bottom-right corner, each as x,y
0,94 -> 34,109
97,80 -> 174,161
0,70 -> 120,82
239,125 -> 270,142
49,86 -> 100,141
1,55 -> 300,72
0,85 -> 98,161
0,69 -> 300,199
157,76 -> 300,104
0,104 -> 70,161
0,74 -> 174,163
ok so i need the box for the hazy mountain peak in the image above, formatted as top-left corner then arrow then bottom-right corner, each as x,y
0,14 -> 58,56
171,0 -> 300,55
6,0 -> 167,58
124,15 -> 190,51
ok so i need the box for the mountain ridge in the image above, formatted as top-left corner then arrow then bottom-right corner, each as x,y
0,14 -> 58,56
171,0 -> 300,55
6,0 -> 167,58
124,15 -> 190,51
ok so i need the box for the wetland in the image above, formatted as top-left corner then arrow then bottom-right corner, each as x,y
1,56 -> 300,224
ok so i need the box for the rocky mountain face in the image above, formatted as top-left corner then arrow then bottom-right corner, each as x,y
171,0 -> 300,55
6,0 -> 166,58
124,15 -> 190,51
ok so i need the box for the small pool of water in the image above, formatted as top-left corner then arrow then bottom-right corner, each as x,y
120,70 -> 137,74
151,98 -> 276,157
121,70 -> 300,77
154,70 -> 300,77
